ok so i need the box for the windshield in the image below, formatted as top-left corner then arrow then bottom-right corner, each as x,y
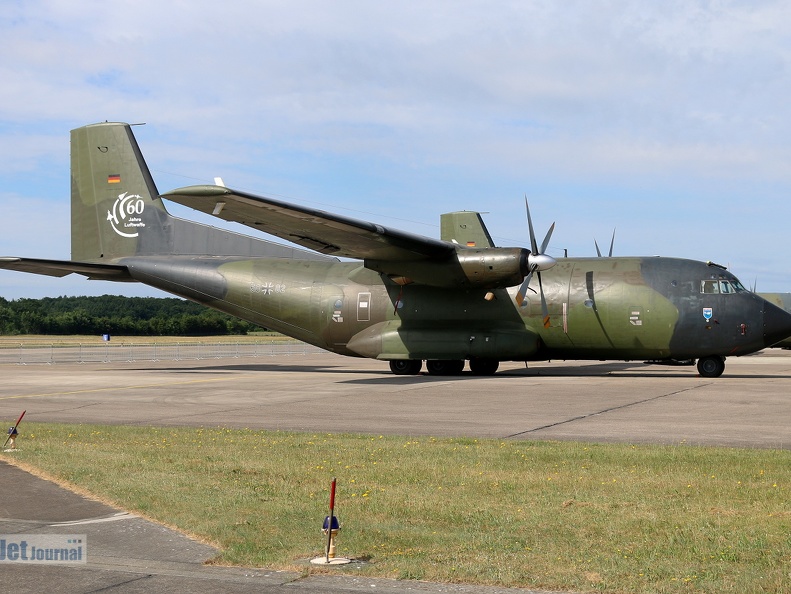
700,278 -> 747,294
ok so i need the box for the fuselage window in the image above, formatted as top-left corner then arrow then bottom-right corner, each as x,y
701,280 -> 719,294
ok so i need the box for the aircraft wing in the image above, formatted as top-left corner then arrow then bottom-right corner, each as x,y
162,185 -> 455,261
0,257 -> 133,281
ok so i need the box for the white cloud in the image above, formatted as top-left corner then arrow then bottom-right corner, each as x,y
1,0 -> 791,297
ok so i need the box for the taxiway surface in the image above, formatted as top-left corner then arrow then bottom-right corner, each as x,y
2,349 -> 791,448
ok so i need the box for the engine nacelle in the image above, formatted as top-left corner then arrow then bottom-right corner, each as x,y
366,247 -> 531,289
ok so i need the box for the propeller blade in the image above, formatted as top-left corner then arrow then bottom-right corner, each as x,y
516,197 -> 556,317
539,222 -> 555,255
515,269 -> 534,306
595,229 -> 616,258
524,197 -> 556,271
525,196 -> 539,255
517,196 -> 538,306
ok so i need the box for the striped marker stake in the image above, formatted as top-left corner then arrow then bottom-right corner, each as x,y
3,410 -> 25,450
325,477 -> 337,562
311,477 -> 351,565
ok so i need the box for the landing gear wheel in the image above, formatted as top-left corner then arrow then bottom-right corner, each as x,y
696,356 -> 725,378
469,358 -> 499,376
389,359 -> 422,375
426,359 -> 465,376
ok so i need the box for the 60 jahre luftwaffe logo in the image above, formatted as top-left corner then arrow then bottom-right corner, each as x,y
107,192 -> 146,238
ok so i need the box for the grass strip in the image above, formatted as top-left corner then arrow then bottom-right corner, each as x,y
4,422 -> 791,593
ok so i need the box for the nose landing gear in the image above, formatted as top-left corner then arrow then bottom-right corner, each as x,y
696,355 -> 725,378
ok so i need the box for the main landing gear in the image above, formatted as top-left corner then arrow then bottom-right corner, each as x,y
389,360 -> 423,375
388,358 -> 500,376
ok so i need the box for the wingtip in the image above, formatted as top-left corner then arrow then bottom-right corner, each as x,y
162,185 -> 231,198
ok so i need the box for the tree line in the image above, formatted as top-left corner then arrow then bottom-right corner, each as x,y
0,295 -> 264,336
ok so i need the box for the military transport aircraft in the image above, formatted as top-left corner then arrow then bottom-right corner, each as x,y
2,122 -> 791,378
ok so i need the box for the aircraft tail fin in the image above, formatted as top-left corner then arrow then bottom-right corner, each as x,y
71,122 -> 169,262
70,122 -> 331,263
440,211 -> 496,248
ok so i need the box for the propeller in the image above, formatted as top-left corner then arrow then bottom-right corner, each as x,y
515,197 -> 557,328
594,228 -> 616,258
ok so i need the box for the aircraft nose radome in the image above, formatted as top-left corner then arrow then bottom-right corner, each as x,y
763,301 -> 791,347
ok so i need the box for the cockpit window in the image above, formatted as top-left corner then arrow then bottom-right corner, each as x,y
700,278 -> 746,294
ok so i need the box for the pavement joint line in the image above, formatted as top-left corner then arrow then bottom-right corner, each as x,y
83,572 -> 152,592
0,516 -> 51,525
50,512 -> 135,526
0,512 -> 134,526
85,556 -> 298,584
127,406 -> 265,425
502,383 -> 714,439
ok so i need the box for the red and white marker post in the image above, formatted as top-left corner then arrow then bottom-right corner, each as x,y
3,410 -> 25,450
311,477 -> 351,565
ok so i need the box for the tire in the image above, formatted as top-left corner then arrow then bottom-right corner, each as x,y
696,356 -> 725,378
426,359 -> 465,375
469,358 -> 499,375
389,359 -> 422,375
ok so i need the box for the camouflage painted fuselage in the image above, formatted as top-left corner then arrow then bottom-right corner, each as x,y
121,253 -> 784,363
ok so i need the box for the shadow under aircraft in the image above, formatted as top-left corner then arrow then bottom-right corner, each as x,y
3,122 -> 791,378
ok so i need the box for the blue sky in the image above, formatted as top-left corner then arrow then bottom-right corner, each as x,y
2,0 -> 791,298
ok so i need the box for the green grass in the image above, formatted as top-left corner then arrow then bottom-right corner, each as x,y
5,423 -> 791,593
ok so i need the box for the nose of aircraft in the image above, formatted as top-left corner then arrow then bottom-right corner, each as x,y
763,300 -> 791,347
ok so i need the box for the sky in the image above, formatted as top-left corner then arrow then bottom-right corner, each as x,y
2,0 -> 791,299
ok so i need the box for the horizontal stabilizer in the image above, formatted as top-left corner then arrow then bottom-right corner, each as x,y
0,257 -> 133,281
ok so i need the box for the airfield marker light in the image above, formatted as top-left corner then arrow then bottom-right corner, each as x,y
323,513 -> 340,560
5,427 -> 18,450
